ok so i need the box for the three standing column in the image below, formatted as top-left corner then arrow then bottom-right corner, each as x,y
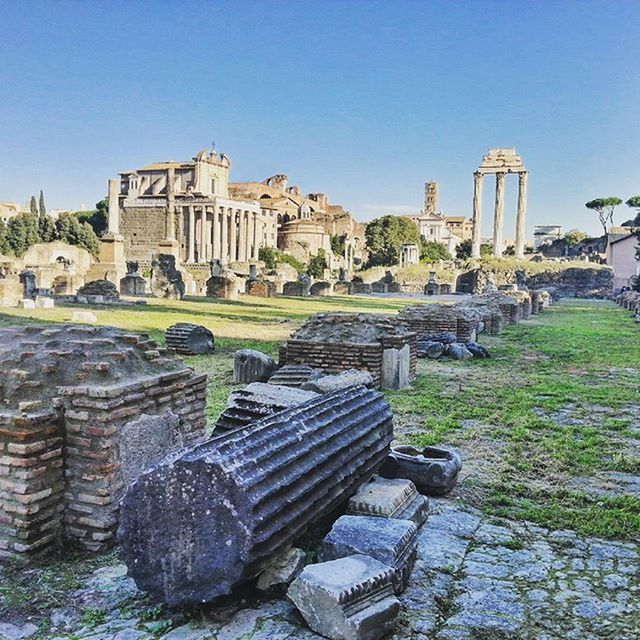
200,208 -> 208,263
492,172 -> 506,257
187,206 -> 195,262
229,210 -> 238,262
515,171 -> 528,259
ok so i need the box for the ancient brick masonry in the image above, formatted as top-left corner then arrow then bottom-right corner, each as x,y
0,325 -> 206,560
279,313 -> 417,389
397,305 -> 481,343
118,386 -> 393,606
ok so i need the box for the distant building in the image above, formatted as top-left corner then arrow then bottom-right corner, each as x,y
534,225 -> 563,249
444,216 -> 473,241
607,232 -> 639,290
0,202 -> 27,223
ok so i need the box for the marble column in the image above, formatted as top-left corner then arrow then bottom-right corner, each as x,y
221,208 -> 229,261
165,168 -> 176,241
211,208 -> 220,260
515,171 -> 528,259
108,179 -> 120,235
471,171 -> 483,258
200,207 -> 208,263
245,211 -> 253,261
252,213 -> 260,260
238,211 -> 247,261
229,209 -> 238,262
187,206 -> 195,262
492,172 -> 506,257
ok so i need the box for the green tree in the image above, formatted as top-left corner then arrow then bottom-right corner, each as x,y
0,220 -> 10,255
365,215 -> 421,267
6,212 -> 40,256
55,212 -> 100,256
29,196 -> 38,216
307,249 -> 327,278
420,241 -> 451,263
585,197 -> 623,236
38,213 -> 56,242
456,239 -> 493,259
38,190 -> 46,217
625,196 -> 640,226
258,246 -> 305,273
564,229 -> 588,246
330,234 -> 346,256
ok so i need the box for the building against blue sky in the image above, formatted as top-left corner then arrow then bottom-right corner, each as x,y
0,0 -> 638,238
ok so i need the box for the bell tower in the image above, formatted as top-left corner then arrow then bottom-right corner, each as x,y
424,181 -> 439,216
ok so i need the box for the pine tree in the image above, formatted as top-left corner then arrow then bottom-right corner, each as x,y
39,190 -> 46,216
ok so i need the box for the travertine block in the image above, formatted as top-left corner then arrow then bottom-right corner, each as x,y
288,554 -> 399,640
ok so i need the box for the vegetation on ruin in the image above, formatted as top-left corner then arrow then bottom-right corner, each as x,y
74,198 -> 109,237
258,246 -> 305,273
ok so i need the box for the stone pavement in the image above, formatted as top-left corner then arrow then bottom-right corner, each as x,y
27,500 -> 638,640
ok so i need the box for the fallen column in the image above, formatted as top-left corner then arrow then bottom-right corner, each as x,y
118,386 -> 393,606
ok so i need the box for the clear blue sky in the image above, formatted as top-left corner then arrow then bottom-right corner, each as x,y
1,0 -> 639,238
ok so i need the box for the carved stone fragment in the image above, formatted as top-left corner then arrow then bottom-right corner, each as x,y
118,386 -> 393,605
318,515 -> 418,594
347,477 -> 428,527
301,369 -> 374,393
256,547 -> 306,591
215,382 -> 318,432
233,349 -> 278,383
165,323 -> 215,355
288,555 -> 400,640
267,363 -> 323,388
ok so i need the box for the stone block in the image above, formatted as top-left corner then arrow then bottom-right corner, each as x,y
318,515 -> 417,594
381,344 -> 411,390
288,554 -> 399,640
35,296 -> 54,309
282,281 -> 309,297
215,382 -> 318,432
71,311 -> 98,323
267,364 -> 323,388
310,281 -> 333,296
233,349 -> 278,383
206,275 -> 239,300
165,323 -> 215,355
302,369 -> 374,394
347,477 -> 428,527
18,299 -> 35,309
256,547 -> 306,591
246,279 -> 277,297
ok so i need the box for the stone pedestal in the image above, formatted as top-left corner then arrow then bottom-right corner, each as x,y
86,234 -> 127,286
206,275 -> 239,300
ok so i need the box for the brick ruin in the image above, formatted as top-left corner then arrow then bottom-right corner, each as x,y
0,325 -> 206,560
279,313 -> 417,389
397,304 -> 482,342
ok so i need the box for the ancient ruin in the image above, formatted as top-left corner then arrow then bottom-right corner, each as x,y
0,325 -> 206,560
398,304 -> 482,343
165,323 -> 215,355
280,313 -> 417,389
472,148 -> 528,258
118,386 -> 393,605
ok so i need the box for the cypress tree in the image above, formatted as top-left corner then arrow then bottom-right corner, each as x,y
30,196 -> 38,216
39,190 -> 46,216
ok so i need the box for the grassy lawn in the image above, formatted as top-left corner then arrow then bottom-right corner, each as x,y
0,295 -> 638,539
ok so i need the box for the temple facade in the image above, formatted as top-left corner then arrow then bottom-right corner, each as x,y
113,150 -> 278,265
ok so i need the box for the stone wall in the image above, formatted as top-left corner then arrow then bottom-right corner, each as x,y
120,206 -> 167,264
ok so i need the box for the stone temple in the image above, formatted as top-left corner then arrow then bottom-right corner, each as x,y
0,325 -> 206,560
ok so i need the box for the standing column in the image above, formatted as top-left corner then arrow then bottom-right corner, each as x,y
471,171 -> 483,258
252,212 -> 260,260
165,168 -> 176,241
229,209 -> 238,262
238,211 -> 247,261
211,208 -> 219,260
108,179 -> 120,235
245,211 -> 253,261
200,207 -> 208,263
492,172 -> 506,257
220,209 -> 229,261
515,171 -> 528,259
187,206 -> 195,262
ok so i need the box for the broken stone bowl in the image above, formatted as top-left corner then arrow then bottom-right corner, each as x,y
379,445 -> 462,496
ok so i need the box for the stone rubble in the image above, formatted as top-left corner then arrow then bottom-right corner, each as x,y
233,349 -> 278,383
165,323 -> 215,355
267,363 -> 323,387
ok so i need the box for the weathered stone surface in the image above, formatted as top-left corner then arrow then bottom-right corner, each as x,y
215,382 -> 318,432
120,273 -> 147,297
233,349 -> 278,383
379,446 -> 462,496
381,344 -> 411,390
206,275 -> 239,300
282,281 -> 309,296
465,342 -> 490,358
302,369 -> 374,393
151,254 -> 184,300
165,323 -> 215,355
118,386 -> 393,605
71,310 -> 98,323
319,515 -> 418,594
309,281 -> 332,296
267,363 -> 323,388
256,547 -> 306,591
447,343 -> 473,360
77,280 -> 120,302
347,477 -> 428,527
288,555 -> 400,640
416,340 -> 445,359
